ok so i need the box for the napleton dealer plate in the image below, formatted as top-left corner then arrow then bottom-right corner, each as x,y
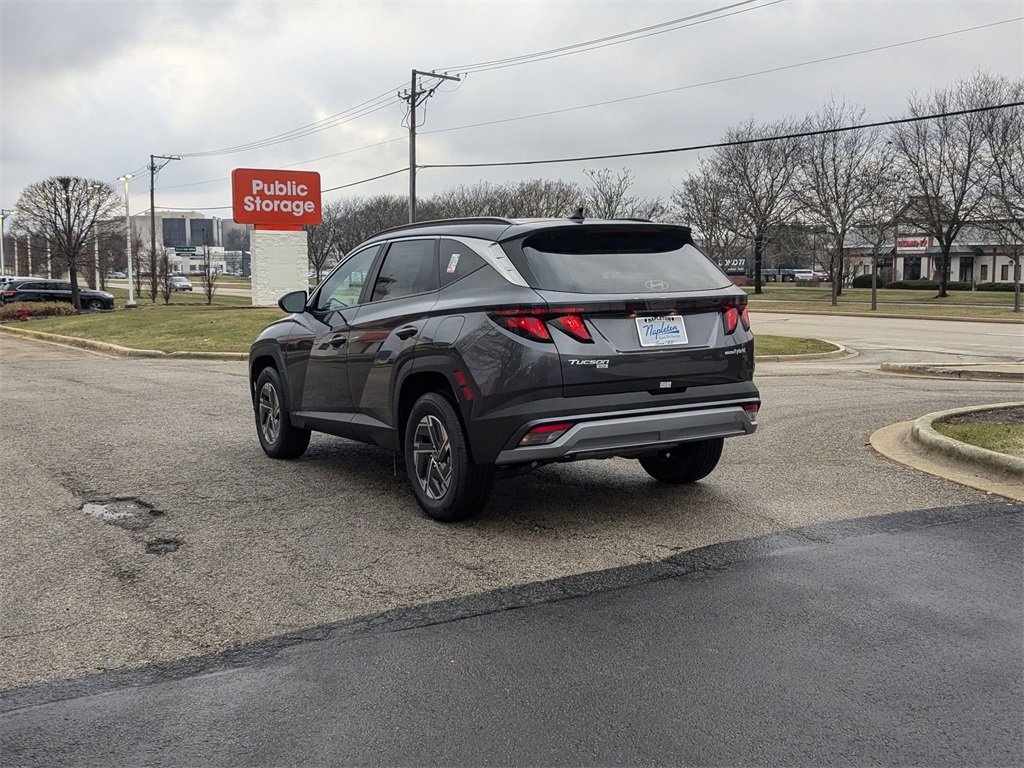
636,315 -> 688,347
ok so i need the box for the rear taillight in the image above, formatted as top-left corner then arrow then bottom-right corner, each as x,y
491,309 -> 593,343
742,401 -> 760,420
723,305 -> 751,334
518,422 -> 575,446
496,315 -> 551,342
2,290 -> 15,298
549,314 -> 592,343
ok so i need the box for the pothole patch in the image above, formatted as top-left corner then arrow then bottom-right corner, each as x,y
79,498 -> 162,530
145,538 -> 183,556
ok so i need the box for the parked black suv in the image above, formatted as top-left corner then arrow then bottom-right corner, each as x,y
0,278 -> 115,310
249,216 -> 760,521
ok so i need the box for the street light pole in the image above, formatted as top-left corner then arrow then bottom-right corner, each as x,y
0,208 -> 13,276
119,174 -> 137,308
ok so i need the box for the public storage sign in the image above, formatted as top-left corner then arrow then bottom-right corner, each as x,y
232,168 -> 322,228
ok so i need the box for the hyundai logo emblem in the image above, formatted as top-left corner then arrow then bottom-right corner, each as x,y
645,279 -> 669,290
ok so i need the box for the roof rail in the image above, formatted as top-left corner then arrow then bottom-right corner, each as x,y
370,216 -> 517,238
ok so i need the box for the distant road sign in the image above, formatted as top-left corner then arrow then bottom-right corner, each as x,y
175,247 -> 197,253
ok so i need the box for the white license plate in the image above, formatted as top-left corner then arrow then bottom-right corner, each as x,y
636,315 -> 688,347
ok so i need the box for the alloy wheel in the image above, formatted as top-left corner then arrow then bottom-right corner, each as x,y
412,414 -> 452,500
258,381 -> 281,445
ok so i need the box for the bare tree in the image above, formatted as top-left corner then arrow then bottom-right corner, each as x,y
13,176 -> 122,309
581,168 -> 665,220
199,238 -> 218,305
889,73 -> 1004,297
714,118 -> 803,294
335,194 -> 407,255
159,251 -> 172,305
421,181 -> 510,219
795,100 -> 885,303
980,78 -> 1024,310
504,179 -> 580,218
305,200 -> 345,283
671,159 -> 744,267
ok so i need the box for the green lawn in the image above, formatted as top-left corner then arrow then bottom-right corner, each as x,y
934,422 -> 1024,458
744,286 -> 1022,320
20,303 -> 835,357
26,304 -> 285,353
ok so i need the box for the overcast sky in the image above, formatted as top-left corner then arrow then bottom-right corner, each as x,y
1,0 -> 1021,220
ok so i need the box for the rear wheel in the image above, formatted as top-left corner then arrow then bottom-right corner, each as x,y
254,367 -> 310,459
638,438 -> 724,484
404,392 -> 493,522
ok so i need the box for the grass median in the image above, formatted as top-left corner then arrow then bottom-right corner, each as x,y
11,301 -> 834,357
745,286 -> 1022,320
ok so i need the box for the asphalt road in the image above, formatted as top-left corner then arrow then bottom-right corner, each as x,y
0,316 -> 1021,764
3,502 -> 1020,766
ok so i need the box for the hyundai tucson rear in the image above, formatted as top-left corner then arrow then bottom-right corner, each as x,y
249,217 -> 759,522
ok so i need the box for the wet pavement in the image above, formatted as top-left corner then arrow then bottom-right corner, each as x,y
2,502 -> 1020,766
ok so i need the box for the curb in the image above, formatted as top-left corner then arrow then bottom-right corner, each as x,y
2,323 -> 851,365
910,403 -> 1024,480
750,308 -> 1024,324
0,324 -> 247,361
880,363 -> 1024,382
755,343 -> 854,363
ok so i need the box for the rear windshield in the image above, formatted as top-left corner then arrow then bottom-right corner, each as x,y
518,228 -> 731,293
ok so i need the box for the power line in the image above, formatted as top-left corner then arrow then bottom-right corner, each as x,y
436,0 -> 781,74
153,102 -> 1022,210
175,84 -> 405,158
164,4 -> 779,161
420,102 -> 1024,170
422,17 -> 1024,139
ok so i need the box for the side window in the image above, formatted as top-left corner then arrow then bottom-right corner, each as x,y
370,239 -> 438,302
439,239 -> 486,288
314,246 -> 381,311
56,282 -> 72,291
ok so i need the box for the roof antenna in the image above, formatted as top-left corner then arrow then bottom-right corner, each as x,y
568,207 -> 585,222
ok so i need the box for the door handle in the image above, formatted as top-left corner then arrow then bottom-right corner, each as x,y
395,326 -> 418,340
329,335 -> 347,349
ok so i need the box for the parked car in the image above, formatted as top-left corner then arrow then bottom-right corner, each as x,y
0,278 -> 114,310
812,270 -> 829,281
792,269 -> 815,282
108,271 -> 127,279
249,216 -> 761,522
169,275 -> 193,292
0,275 -> 34,289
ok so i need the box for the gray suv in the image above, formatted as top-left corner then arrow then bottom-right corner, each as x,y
249,216 -> 760,522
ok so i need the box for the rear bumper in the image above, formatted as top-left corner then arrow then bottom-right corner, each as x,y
494,402 -> 757,465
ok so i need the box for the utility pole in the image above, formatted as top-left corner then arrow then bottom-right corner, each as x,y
402,69 -> 461,223
149,153 -> 181,301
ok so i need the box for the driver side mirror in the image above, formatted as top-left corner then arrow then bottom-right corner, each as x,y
278,290 -> 307,314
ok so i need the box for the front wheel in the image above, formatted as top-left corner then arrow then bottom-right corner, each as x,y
85,299 -> 104,310
254,367 -> 310,459
638,438 -> 724,484
404,393 -> 493,522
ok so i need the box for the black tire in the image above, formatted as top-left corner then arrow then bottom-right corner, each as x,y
254,367 -> 310,459
404,392 -> 493,522
85,299 -> 104,310
638,438 -> 724,484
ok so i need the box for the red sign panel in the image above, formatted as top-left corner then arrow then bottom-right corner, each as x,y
232,168 -> 322,227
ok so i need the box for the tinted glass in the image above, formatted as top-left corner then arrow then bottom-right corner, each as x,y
520,229 -> 731,293
439,239 -> 486,288
371,240 -> 437,302
315,245 -> 380,311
